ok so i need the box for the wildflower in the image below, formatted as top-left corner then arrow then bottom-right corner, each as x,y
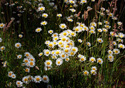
55,50 -> 61,56
102,28 -> 108,32
108,55 -> 114,62
38,6 -> 45,11
24,68 -> 30,73
57,14 -> 62,17
118,44 -> 125,49
59,23 -> 67,29
108,50 -> 113,55
65,58 -> 70,62
8,71 -> 13,77
18,34 -> 23,38
104,21 -> 109,24
98,22 -> 102,25
89,26 -> 95,30
97,38 -> 103,43
90,22 -> 96,27
83,70 -> 89,76
117,38 -> 123,43
91,70 -> 97,75
48,30 -> 53,34
83,26 -> 89,31
117,22 -> 122,26
118,33 -> 124,38
91,66 -> 97,71
22,76 -> 29,84
97,58 -> 103,64
35,28 -> 42,33
16,81 -> 23,87
78,39 -> 82,43
80,0 -> 87,4
0,46 -> 5,51
70,32 -> 76,36
28,61 -> 35,67
52,33 -> 58,37
11,74 -> 16,79
60,53 -> 66,59
72,47 -> 78,52
113,49 -> 120,54
34,76 -> 42,83
38,52 -> 43,57
17,55 -> 22,59
42,13 -> 48,18
112,41 -> 117,46
97,28 -> 102,33
43,49 -> 51,56
48,42 -> 54,48
15,43 -> 21,48
0,23 -> 5,28
44,66 -> 52,71
44,60 -> 52,66
41,21 -> 47,26
89,57 -> 96,63
43,75 -> 49,83
89,30 -> 95,34
69,8 -> 76,12
79,56 -> 86,62
56,58 -> 63,66
86,42 -> 91,47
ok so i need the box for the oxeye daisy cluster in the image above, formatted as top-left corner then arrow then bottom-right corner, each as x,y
0,0 -> 124,88
43,29 -> 79,68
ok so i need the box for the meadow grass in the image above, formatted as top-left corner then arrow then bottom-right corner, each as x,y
0,0 -> 124,88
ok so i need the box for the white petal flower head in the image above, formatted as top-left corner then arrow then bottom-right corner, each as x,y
38,52 -> 43,57
44,49 -> 51,56
118,44 -> 125,49
42,13 -> 48,18
91,70 -> 97,75
97,58 -> 103,64
79,56 -> 86,62
57,14 -> 62,17
17,55 -> 22,59
41,21 -> 47,26
16,81 -> 23,87
34,76 -> 42,83
89,57 -> 96,63
78,39 -> 82,43
42,75 -> 49,83
91,66 -> 97,71
0,23 -> 5,28
0,46 -> 5,51
44,60 -> 52,66
11,74 -> 16,79
97,38 -> 103,43
15,43 -> 21,48
108,55 -> 114,62
38,6 -> 45,11
56,58 -> 63,66
48,30 -> 53,34
28,61 -> 35,67
8,71 -> 13,77
22,76 -> 29,84
18,34 -> 23,38
35,28 -> 42,33
83,70 -> 89,76
86,42 -> 91,47
113,49 -> 120,54
59,23 -> 67,29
